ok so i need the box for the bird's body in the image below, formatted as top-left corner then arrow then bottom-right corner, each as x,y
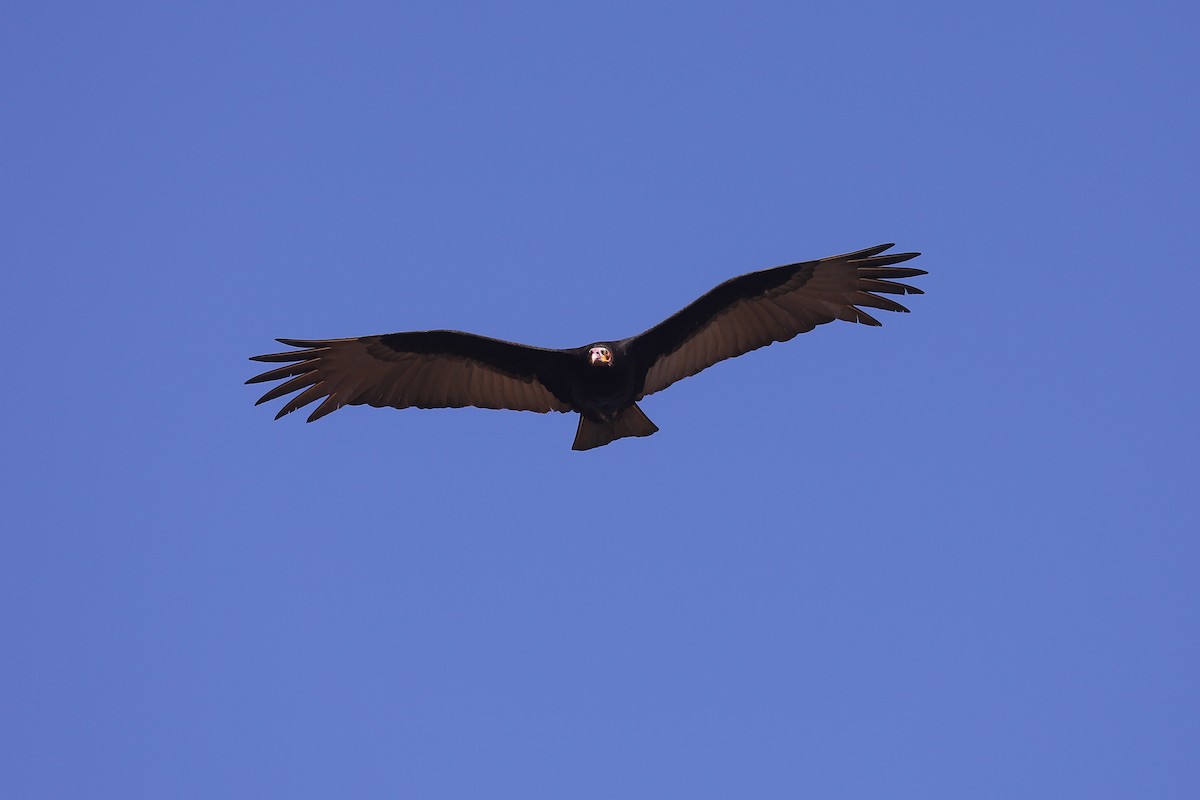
248,244 -> 926,450
569,343 -> 638,419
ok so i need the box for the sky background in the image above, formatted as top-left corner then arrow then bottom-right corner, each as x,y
3,2 -> 1197,797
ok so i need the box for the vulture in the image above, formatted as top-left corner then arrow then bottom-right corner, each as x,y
248,243 -> 925,450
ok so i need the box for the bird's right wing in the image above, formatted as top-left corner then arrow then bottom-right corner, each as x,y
247,331 -> 574,422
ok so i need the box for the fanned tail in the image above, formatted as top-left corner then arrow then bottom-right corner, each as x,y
571,403 -> 659,451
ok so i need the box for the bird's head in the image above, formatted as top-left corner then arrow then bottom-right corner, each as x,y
588,345 -> 614,366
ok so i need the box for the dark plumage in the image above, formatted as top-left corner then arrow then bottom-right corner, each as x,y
247,243 -> 925,450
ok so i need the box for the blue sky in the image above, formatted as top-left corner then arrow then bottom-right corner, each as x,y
3,2 -> 1197,797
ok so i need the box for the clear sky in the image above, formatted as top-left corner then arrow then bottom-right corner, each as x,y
3,2 -> 1197,797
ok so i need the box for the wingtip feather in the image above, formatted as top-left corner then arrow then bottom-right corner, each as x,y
276,337 -> 333,348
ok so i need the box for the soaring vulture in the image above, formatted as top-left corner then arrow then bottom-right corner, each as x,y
248,244 -> 925,450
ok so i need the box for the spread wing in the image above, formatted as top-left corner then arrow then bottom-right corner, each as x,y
631,244 -> 925,398
247,330 -> 574,422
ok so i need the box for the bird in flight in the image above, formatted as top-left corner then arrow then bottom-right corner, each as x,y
248,243 -> 925,450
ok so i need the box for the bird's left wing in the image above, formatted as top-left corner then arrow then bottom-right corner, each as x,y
247,330 -> 574,422
630,244 -> 925,398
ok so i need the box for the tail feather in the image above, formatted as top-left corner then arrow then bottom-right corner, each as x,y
571,403 -> 659,451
